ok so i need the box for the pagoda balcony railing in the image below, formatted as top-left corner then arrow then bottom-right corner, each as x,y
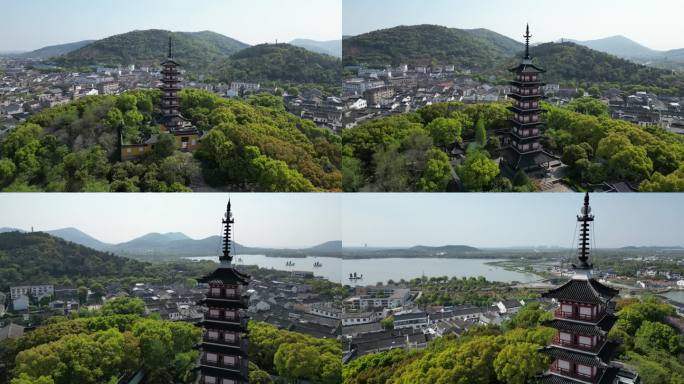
513,116 -> 541,124
509,89 -> 542,97
550,363 -> 597,383
199,356 -> 249,377
202,335 -> 249,352
163,76 -> 180,81
552,334 -> 603,353
512,129 -> 541,138
512,144 -> 542,154
161,85 -> 182,90
163,101 -> 179,107
555,308 -> 606,322
205,315 -> 249,328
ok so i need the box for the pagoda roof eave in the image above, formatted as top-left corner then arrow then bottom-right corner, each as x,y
541,278 -> 619,305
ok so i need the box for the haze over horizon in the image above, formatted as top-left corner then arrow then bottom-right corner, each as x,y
0,194 -> 682,249
0,0 -> 342,52
343,0 -> 684,51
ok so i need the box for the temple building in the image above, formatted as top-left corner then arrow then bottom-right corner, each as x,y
503,24 -> 556,175
538,193 -> 639,384
194,201 -> 251,384
120,36 -> 202,161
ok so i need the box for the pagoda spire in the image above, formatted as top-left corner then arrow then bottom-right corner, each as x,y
167,35 -> 172,59
524,24 -> 532,60
221,199 -> 234,264
575,192 -> 594,271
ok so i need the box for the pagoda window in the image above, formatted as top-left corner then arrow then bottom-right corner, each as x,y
561,303 -> 573,314
224,332 -> 236,343
579,305 -> 593,318
210,287 -> 222,296
206,352 -> 218,362
557,359 -> 570,371
225,288 -> 237,297
209,309 -> 220,318
221,380 -> 237,384
577,364 -> 593,377
203,376 -> 217,384
207,330 -> 219,340
225,310 -> 236,320
222,355 -> 236,366
559,332 -> 572,343
578,335 -> 592,347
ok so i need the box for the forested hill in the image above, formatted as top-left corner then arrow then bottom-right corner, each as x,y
213,43 -> 342,86
54,29 -> 249,69
0,231 -> 150,289
342,24 -> 523,68
19,40 -> 95,59
528,42 -> 684,94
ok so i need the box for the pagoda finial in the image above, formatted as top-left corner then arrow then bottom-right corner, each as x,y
575,192 -> 595,270
220,199 -> 234,264
168,35 -> 172,59
524,24 -> 532,60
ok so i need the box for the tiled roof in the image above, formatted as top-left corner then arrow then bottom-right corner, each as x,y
198,267 -> 250,284
542,278 -> 619,304
539,343 -> 619,367
543,314 -> 617,336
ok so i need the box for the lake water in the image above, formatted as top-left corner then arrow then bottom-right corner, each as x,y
185,255 -> 540,285
661,290 -> 684,303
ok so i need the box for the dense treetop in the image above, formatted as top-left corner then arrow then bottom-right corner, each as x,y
53,30 -> 248,69
341,100 -> 684,191
0,89 -> 342,191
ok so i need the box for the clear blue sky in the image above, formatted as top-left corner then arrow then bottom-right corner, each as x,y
0,0 -> 342,52
343,0 -> 684,51
0,193 -> 682,249
0,193 -> 341,247
341,193 -> 684,248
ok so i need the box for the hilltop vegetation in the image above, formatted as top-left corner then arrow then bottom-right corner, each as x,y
341,100 -> 684,191
0,232 -> 148,291
0,89 -> 342,191
530,42 -> 684,95
212,43 -> 341,93
54,30 -> 248,69
0,231 -> 215,291
343,25 -> 521,69
343,25 -> 684,94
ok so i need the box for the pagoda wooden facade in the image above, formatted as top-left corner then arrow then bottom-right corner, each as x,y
195,201 -> 251,384
120,36 -> 202,161
538,194 -> 638,384
503,25 -> 555,173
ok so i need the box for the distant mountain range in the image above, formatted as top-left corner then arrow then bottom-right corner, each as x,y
52,29 -> 249,69
344,25 -> 684,92
212,43 -> 341,86
343,24 -> 522,69
18,40 -> 96,59
564,35 -> 684,71
290,39 -> 342,58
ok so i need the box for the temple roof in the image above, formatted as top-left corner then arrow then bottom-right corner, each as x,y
193,366 -> 248,380
540,342 -> 619,367
542,278 -> 619,305
509,62 -> 546,73
543,314 -> 617,336
198,266 -> 250,284
504,148 -> 557,171
538,367 -> 619,384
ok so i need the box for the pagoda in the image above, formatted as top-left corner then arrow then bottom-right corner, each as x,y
195,201 -> 251,384
538,193 -> 638,384
120,36 -> 202,161
503,24 -> 555,174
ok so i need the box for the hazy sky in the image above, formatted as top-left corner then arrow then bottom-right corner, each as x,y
0,193 -> 682,249
0,0 -> 342,52
0,193 -> 341,248
341,194 -> 684,248
343,0 -> 684,51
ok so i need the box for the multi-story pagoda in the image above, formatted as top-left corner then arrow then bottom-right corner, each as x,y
195,201 -> 251,384
538,193 -> 638,384
503,24 -> 555,174
120,36 -> 202,161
